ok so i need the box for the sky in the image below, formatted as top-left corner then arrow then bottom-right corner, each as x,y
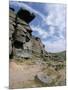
9,1 -> 66,53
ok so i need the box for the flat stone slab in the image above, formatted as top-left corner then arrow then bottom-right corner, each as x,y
35,73 -> 53,84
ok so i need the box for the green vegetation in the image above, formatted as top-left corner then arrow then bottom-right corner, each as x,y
50,51 -> 66,61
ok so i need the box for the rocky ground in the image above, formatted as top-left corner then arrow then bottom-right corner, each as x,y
9,58 -> 66,89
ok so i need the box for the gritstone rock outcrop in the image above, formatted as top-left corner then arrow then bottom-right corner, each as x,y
9,7 -> 45,59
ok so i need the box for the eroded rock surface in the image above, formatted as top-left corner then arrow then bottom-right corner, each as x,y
9,7 -> 45,59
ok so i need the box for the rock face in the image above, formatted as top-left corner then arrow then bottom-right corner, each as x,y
9,7 -> 45,59
31,36 -> 45,56
9,8 -> 16,57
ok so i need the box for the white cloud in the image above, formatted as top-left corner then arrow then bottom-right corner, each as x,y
43,38 -> 66,53
49,26 -> 55,35
45,4 -> 66,35
31,25 -> 48,39
45,4 -> 66,26
31,3 -> 66,53
43,4 -> 66,52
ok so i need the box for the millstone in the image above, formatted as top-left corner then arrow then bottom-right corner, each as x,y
35,73 -> 53,84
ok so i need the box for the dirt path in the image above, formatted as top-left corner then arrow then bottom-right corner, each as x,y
9,60 -> 66,89
9,61 -> 44,88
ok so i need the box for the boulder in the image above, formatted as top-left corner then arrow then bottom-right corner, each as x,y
17,8 -> 35,23
35,73 -> 53,84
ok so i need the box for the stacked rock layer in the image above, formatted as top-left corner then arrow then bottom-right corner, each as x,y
9,7 -> 45,59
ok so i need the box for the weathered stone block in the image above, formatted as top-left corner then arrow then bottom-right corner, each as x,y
17,8 -> 35,23
14,48 -> 32,58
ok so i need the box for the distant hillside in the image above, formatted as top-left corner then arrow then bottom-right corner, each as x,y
48,51 -> 66,61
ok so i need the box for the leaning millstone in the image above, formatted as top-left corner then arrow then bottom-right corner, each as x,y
35,73 -> 53,84
9,7 -> 36,59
